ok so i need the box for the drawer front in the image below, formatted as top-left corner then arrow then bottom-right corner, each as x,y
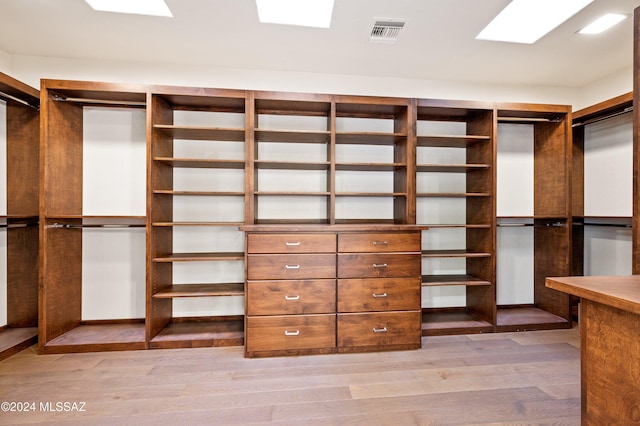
247,279 -> 336,315
337,311 -> 421,348
247,254 -> 336,280
247,233 -> 336,254
337,278 -> 420,313
337,253 -> 421,278
246,314 -> 336,352
338,232 -> 420,253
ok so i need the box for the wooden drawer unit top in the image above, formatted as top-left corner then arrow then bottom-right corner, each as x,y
247,233 -> 336,254
337,311 -> 421,350
247,279 -> 336,315
338,232 -> 420,253
246,314 -> 336,354
337,253 -> 421,278
337,278 -> 420,313
247,254 -> 336,280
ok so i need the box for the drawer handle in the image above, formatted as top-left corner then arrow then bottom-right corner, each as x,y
373,263 -> 388,268
373,241 -> 388,246
373,327 -> 388,333
285,241 -> 301,246
372,292 -> 388,298
285,264 -> 300,269
284,330 -> 300,336
284,295 -> 300,301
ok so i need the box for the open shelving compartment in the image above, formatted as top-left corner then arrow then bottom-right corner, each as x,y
571,92 -> 633,275
0,72 -> 40,360
147,86 -> 248,349
415,99 -> 496,335
333,95 -> 412,225
495,103 -> 573,332
39,80 -> 148,353
250,91 -> 333,225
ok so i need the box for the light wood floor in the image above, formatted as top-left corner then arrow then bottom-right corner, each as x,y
0,327 -> 580,425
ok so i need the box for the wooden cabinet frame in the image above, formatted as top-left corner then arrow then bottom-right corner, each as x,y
0,72 -> 39,360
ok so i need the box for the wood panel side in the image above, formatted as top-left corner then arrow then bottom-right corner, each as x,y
6,102 -> 39,216
581,299 -> 640,424
6,226 -> 38,327
534,226 -> 571,320
39,225 -> 82,346
534,119 -> 569,217
41,88 -> 83,216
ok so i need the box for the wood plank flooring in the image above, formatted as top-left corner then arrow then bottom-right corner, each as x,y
0,327 -> 580,425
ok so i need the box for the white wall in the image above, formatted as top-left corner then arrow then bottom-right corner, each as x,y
574,67 -> 633,111
9,54 -> 586,106
0,49 -> 11,75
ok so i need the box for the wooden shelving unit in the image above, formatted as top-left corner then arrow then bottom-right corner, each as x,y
495,103 -> 573,332
39,80 -> 148,353
334,95 -> 412,225
35,80 -> 577,353
250,91 -> 333,225
0,72 -> 40,361
147,86 -> 247,349
415,99 -> 495,335
572,92 -> 633,275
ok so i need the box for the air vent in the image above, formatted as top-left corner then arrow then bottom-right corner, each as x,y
369,19 -> 406,44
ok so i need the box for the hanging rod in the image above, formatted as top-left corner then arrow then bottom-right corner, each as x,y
52,94 -> 146,107
47,223 -> 146,229
0,90 -> 39,110
496,223 -> 534,227
572,106 -> 633,127
580,222 -> 632,228
0,223 -> 37,229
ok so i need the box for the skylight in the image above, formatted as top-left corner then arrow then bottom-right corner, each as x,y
579,13 -> 628,35
256,0 -> 334,28
476,0 -> 594,44
84,0 -> 173,17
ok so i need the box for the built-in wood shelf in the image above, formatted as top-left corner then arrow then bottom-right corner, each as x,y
422,275 -> 491,286
153,283 -> 244,298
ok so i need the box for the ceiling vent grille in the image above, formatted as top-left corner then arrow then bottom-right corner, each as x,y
369,20 -> 406,44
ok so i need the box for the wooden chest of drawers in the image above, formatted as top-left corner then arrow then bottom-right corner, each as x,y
242,226 -> 422,358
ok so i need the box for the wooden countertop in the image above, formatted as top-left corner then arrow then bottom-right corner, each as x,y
546,275 -> 640,316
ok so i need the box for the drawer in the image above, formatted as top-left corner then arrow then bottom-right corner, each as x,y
247,279 -> 336,315
247,233 -> 336,254
337,253 -> 421,278
337,278 -> 420,313
337,311 -> 421,349
248,254 -> 336,280
246,314 -> 336,353
338,232 -> 420,253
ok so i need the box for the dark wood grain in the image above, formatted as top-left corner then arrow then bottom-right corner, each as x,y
337,278 -> 420,312
247,279 -> 336,315
247,232 -> 336,254
247,253 -> 336,280
337,253 -> 421,278
337,232 -> 420,253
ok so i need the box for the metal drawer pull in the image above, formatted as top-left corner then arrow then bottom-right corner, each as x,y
373,241 -> 388,245
284,295 -> 300,301
284,330 -> 300,336
373,263 -> 388,268
372,293 -> 388,298
373,327 -> 388,333
285,264 -> 300,269
285,241 -> 301,246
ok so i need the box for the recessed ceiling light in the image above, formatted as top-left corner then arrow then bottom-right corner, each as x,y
84,0 -> 172,17
476,0 -> 593,44
256,0 -> 334,28
579,13 -> 627,34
